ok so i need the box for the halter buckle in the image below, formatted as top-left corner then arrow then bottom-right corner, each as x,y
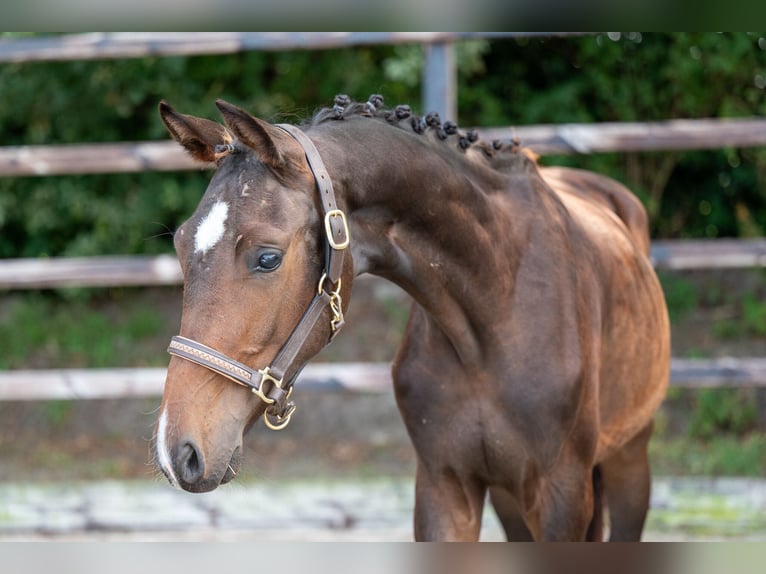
324,209 -> 350,250
251,367 -> 282,405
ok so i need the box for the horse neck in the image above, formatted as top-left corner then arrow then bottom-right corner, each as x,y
311,120 -> 544,366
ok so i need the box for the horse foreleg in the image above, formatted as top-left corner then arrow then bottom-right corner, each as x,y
524,463 -> 596,541
488,487 -> 534,541
413,462 -> 486,541
586,465 -> 605,541
599,422 -> 654,541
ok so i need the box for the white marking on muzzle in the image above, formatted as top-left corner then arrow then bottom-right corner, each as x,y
194,201 -> 229,254
157,409 -> 181,489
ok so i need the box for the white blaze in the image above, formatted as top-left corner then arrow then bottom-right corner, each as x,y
194,201 -> 229,254
156,409 -> 180,489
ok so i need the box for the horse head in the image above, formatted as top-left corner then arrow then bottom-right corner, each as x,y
154,100 -> 351,492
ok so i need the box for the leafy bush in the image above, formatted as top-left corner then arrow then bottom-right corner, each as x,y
743,293 -> 766,336
0,291 -> 169,369
688,388 -> 758,439
2,33 -> 766,260
658,271 -> 699,323
650,433 -> 766,476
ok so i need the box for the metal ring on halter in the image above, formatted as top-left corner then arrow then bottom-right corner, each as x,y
317,273 -> 341,296
263,402 -> 296,431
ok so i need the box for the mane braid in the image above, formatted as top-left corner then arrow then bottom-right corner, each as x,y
307,95 -> 535,169
213,142 -> 239,161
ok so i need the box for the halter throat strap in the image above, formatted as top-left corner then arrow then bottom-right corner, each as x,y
167,123 -> 349,431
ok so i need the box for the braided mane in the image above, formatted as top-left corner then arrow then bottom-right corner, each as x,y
308,94 -> 530,164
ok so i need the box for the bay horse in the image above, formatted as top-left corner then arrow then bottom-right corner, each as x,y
154,95 -> 670,541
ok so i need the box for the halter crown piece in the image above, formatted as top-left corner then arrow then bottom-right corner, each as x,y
167,124 -> 349,431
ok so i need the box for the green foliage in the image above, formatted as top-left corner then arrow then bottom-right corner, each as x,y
44,401 -> 73,427
457,33 -> 766,237
0,40 -> 422,259
658,271 -> 699,324
688,389 -> 758,440
0,292 -> 168,369
2,33 -> 766,260
650,433 -> 766,476
710,281 -> 766,340
0,172 -> 207,257
743,293 -> 766,336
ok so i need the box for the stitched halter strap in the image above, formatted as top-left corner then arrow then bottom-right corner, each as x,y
167,123 -> 349,431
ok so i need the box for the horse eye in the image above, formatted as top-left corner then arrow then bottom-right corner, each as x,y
254,251 -> 282,272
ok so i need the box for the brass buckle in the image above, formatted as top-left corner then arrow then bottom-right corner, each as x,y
324,209 -> 350,250
251,367 -> 281,405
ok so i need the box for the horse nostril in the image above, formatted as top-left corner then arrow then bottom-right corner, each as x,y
179,440 -> 205,484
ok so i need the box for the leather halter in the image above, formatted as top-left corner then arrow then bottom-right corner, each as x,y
167,123 -> 349,431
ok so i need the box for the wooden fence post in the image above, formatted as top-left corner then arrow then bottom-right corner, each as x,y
422,42 -> 456,122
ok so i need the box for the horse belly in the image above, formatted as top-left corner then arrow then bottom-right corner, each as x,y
595,254 -> 670,461
555,189 -> 670,461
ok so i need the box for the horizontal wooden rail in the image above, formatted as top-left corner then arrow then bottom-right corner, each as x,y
0,255 -> 183,289
650,238 -> 766,270
481,117 -> 766,155
2,239 -> 765,290
0,363 -> 391,401
2,358 -> 765,401
3,117 -> 765,177
0,32 -> 577,64
0,141 -> 200,176
670,358 -> 766,389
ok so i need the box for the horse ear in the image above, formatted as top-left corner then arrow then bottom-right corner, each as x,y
159,100 -> 229,163
215,99 -> 292,169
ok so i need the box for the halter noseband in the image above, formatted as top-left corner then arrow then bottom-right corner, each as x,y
167,123 -> 349,431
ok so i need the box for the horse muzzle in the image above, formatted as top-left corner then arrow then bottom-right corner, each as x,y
156,433 -> 243,493
154,396 -> 248,493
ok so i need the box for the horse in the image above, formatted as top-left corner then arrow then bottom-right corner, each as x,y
154,94 -> 670,541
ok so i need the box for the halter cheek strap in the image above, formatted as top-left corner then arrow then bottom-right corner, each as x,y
167,123 -> 349,431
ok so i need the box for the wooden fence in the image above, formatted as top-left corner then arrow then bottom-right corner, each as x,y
2,239 -> 766,291
1,32 -> 765,400
4,117 -> 766,178
2,357 -> 766,402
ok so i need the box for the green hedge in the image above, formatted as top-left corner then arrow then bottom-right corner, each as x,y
1,33 -> 765,259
